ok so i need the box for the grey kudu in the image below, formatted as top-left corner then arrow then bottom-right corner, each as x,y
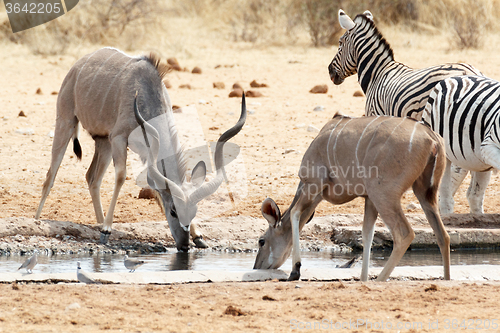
35,48 -> 246,250
254,115 -> 451,282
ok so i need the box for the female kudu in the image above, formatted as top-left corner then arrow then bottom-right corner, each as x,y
254,114 -> 450,282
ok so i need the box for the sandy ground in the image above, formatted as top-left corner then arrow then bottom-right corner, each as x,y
1,281 -> 500,333
2,15 -> 500,332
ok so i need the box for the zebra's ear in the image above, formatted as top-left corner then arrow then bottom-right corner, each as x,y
363,10 -> 374,21
338,9 -> 356,30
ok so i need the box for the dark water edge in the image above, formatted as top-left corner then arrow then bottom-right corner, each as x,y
2,247 -> 500,274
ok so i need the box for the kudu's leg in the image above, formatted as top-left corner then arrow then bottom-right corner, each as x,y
361,198 -> 378,282
413,184 -> 451,280
190,222 -> 208,248
439,160 -> 467,214
372,199 -> 415,282
35,116 -> 79,219
86,137 -> 112,227
100,136 -> 128,244
288,183 -> 322,281
467,171 -> 491,214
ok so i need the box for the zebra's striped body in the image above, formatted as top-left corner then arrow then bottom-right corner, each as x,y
329,9 -> 485,214
328,11 -> 482,120
424,76 -> 500,172
422,75 -> 500,214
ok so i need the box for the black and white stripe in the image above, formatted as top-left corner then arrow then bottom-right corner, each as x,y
328,11 -> 482,120
422,75 -> 500,214
423,75 -> 500,172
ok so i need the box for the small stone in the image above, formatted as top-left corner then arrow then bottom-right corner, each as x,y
307,125 -> 320,133
425,284 -> 439,292
309,84 -> 328,94
179,84 -> 191,89
15,128 -> 34,135
192,67 -> 202,74
232,83 -> 243,90
284,149 -> 296,154
65,303 -> 81,311
163,79 -> 172,89
167,58 -> 179,66
245,90 -> 262,98
313,105 -> 325,112
172,105 -> 182,113
138,188 -> 156,199
224,305 -> 246,316
262,295 -> 276,301
47,130 -> 54,138
171,64 -> 182,71
213,82 -> 225,89
36,88 -> 42,95
51,91 -> 58,95
353,90 -> 364,97
18,111 -> 26,117
248,109 -> 255,115
229,89 -> 243,98
198,99 -> 207,104
250,80 -> 268,88
406,202 -> 421,211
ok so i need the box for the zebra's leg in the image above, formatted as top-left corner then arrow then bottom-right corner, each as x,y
439,160 -> 467,214
467,171 -> 491,214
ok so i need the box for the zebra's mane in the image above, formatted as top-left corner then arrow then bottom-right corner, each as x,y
354,14 -> 394,61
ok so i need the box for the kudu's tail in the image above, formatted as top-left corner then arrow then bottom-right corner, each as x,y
425,137 -> 446,206
72,124 -> 82,160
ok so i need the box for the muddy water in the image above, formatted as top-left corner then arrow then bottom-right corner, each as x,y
2,248 -> 500,274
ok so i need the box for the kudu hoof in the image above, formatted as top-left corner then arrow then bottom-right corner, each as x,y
287,262 -> 301,281
99,231 -> 111,244
193,236 -> 208,249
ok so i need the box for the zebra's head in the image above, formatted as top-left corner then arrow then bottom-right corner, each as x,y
328,9 -> 375,85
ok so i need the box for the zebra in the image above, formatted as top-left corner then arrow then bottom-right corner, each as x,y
328,9 -> 483,119
328,9 -> 484,214
422,75 -> 500,214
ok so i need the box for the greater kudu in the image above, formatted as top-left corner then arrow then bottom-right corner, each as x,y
35,47 -> 246,250
254,114 -> 451,281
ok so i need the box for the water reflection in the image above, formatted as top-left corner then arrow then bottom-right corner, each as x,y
168,252 -> 191,271
0,248 -> 499,274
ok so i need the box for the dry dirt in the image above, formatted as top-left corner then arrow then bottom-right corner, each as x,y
2,17 -> 500,333
1,281 -> 500,333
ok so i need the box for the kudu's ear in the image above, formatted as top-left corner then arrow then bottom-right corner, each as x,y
191,161 -> 207,187
261,198 -> 281,228
338,9 -> 356,30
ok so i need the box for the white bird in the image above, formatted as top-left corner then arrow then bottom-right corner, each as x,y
18,251 -> 38,273
124,255 -> 145,272
76,261 -> 96,284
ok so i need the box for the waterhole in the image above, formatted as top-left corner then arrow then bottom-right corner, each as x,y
2,248 -> 500,274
